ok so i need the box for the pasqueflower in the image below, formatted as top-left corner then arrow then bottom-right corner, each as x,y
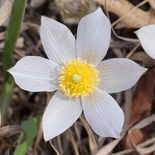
8,8 -> 146,141
135,24 -> 155,59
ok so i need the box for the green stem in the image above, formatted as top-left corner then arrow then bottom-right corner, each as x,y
0,0 -> 27,120
2,0 -> 27,81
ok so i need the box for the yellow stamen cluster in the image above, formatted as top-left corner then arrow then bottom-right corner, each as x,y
59,58 -> 100,98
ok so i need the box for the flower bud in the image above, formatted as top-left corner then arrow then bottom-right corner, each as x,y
53,0 -> 97,24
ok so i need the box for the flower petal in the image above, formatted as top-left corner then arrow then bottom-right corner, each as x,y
40,16 -> 76,65
76,8 -> 111,66
42,90 -> 82,141
96,58 -> 147,93
82,88 -> 124,138
135,24 -> 155,59
8,56 -> 60,92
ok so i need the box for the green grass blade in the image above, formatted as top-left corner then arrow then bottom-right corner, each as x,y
0,0 -> 27,118
0,81 -> 14,117
2,0 -> 27,80
13,115 -> 41,155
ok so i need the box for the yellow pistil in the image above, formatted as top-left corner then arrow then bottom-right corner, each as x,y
59,58 -> 100,98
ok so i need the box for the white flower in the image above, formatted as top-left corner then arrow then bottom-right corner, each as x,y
135,24 -> 155,59
8,8 -> 146,141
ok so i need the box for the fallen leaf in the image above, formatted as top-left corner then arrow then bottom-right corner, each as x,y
121,70 -> 154,155
128,114 -> 155,154
0,1 -> 12,26
148,0 -> 155,10
95,0 -> 155,28
0,125 -> 27,147
130,70 -> 154,126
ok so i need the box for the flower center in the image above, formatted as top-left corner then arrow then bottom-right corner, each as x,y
59,58 -> 100,98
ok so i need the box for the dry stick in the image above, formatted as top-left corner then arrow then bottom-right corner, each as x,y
57,136 -> 63,155
79,115 -> 98,154
14,49 -> 25,58
125,43 -> 140,58
0,109 -> 1,127
95,132 -> 126,155
98,0 -> 155,28
68,129 -> 80,155
111,0 -> 149,27
124,89 -> 132,132
111,39 -> 123,58
104,0 -> 142,57
33,120 -> 43,155
49,140 -> 61,155
111,137 -> 155,155
104,0 -> 139,43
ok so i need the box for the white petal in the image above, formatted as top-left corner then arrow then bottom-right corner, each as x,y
42,90 -> 82,141
8,56 -> 60,92
76,8 -> 111,66
40,16 -> 76,65
96,58 -> 147,93
82,88 -> 124,138
135,24 -> 155,59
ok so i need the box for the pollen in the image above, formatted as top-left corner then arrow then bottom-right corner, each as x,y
59,58 -> 100,98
